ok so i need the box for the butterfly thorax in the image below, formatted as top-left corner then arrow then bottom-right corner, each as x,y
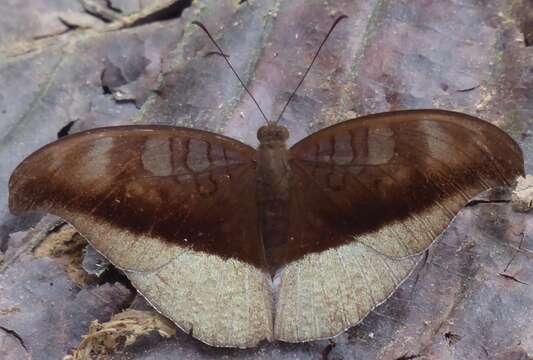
257,123 -> 290,274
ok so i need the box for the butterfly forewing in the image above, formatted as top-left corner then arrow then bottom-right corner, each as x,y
9,126 -> 266,269
287,110 -> 523,260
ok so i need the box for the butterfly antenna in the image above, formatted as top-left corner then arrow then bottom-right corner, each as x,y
192,21 -> 270,124
275,15 -> 348,123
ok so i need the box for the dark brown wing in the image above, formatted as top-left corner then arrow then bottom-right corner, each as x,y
9,125 -> 265,270
273,110 -> 524,342
287,109 -> 524,260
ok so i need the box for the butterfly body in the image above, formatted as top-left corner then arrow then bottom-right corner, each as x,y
257,123 -> 291,273
9,110 -> 524,347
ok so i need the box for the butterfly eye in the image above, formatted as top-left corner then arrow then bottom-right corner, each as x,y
257,126 -> 268,141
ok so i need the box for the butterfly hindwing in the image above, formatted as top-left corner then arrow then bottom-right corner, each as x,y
273,110 -> 524,341
8,126 -> 273,347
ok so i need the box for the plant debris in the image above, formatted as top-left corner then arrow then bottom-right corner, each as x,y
64,310 -> 176,360
512,175 -> 533,212
34,224 -> 95,286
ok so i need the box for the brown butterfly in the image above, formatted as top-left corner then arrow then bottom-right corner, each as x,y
8,16 -> 524,348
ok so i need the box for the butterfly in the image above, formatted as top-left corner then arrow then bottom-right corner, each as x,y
8,16 -> 524,348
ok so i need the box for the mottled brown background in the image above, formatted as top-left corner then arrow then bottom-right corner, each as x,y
0,0 -> 532,359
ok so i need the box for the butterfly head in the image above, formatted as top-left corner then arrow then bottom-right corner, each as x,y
257,124 -> 289,145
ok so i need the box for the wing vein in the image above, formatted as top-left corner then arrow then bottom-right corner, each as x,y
336,248 -> 361,321
352,252 -> 378,306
